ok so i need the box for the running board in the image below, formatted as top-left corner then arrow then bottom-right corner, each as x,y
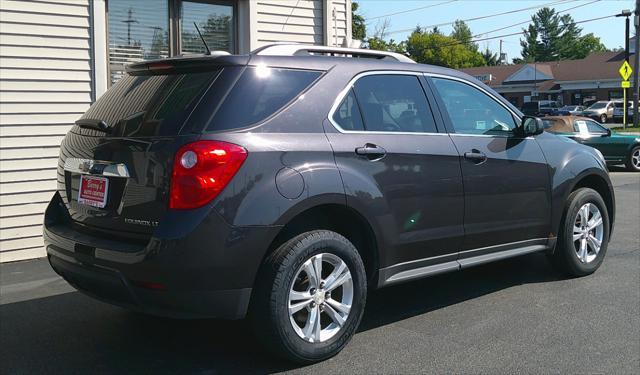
378,242 -> 549,288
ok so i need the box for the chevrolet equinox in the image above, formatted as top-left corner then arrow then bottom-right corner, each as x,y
44,45 -> 615,363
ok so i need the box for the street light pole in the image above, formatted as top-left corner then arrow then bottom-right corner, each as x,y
634,0 -> 640,128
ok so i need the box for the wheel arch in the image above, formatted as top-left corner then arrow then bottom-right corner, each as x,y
567,172 -> 615,235
259,203 -> 380,288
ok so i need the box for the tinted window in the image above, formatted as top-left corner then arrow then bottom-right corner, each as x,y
207,67 -> 320,131
352,75 -> 437,133
333,89 -> 364,131
81,70 -> 219,137
432,78 -> 516,135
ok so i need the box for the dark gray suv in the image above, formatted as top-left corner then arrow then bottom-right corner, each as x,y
44,45 -> 615,363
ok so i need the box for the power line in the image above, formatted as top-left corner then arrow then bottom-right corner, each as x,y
385,0 -> 576,35
428,14 -> 616,49
365,0 -> 458,23
472,0 -> 601,38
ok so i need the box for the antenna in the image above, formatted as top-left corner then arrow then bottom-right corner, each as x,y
193,22 -> 211,55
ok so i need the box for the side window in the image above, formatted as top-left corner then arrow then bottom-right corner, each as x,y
351,75 -> 438,133
575,120 -> 607,134
431,78 -> 517,135
207,67 -> 321,131
332,89 -> 365,131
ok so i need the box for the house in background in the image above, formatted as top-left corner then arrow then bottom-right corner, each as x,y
0,0 -> 352,262
462,52 -> 635,109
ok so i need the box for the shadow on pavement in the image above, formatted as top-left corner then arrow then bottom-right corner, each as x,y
0,252 -> 563,373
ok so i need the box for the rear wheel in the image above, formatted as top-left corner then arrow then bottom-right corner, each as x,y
625,146 -> 640,172
550,188 -> 609,276
600,114 -> 607,123
251,230 -> 367,364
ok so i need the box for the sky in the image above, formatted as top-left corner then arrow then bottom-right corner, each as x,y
356,0 -> 635,61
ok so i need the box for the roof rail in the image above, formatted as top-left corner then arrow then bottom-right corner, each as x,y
252,44 -> 416,64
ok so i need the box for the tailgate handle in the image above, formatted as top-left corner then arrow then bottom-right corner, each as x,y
76,118 -> 111,133
64,158 -> 130,178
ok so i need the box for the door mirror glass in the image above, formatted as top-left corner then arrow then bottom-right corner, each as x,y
521,116 -> 544,136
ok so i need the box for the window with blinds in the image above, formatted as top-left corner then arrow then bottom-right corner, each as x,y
181,1 -> 234,55
108,0 -> 169,84
107,0 -> 236,85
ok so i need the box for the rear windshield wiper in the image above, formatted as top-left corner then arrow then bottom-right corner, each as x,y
75,118 -> 111,133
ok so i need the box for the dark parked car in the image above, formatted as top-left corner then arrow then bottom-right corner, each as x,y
44,45 -> 615,364
521,100 -> 560,116
543,116 -> 640,171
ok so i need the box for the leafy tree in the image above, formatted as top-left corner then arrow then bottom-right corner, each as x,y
521,7 -> 608,62
451,20 -> 476,51
405,29 -> 485,68
351,1 -> 366,41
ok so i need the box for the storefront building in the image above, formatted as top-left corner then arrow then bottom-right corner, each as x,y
0,0 -> 352,262
462,52 -> 635,109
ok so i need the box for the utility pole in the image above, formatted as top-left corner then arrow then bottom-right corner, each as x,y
499,39 -> 503,65
634,0 -> 640,128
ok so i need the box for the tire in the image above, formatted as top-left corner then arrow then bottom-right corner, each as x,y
600,114 -> 607,124
550,188 -> 610,277
251,230 -> 367,364
625,146 -> 640,172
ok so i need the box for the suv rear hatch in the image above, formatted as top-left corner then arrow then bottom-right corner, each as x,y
57,57 -> 245,240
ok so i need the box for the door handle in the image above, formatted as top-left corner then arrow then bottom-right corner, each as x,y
463,150 -> 487,164
355,143 -> 386,160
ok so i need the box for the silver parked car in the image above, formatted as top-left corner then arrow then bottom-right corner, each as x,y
583,101 -> 617,123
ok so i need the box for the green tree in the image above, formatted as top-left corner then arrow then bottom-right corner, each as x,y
481,47 -> 500,66
521,7 -> 608,62
451,20 -> 476,51
351,1 -> 366,40
405,29 -> 485,68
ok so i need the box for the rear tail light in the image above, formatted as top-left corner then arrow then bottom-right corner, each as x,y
169,140 -> 247,210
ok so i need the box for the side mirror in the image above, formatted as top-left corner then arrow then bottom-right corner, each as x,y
521,115 -> 544,136
605,128 -> 612,137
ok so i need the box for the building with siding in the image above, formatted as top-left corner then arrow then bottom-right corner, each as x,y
0,0 -> 352,262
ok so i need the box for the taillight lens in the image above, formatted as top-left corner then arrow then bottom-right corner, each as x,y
169,140 -> 247,210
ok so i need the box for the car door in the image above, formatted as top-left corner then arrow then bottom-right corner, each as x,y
326,72 -> 464,271
426,75 -> 551,254
572,118 -> 627,161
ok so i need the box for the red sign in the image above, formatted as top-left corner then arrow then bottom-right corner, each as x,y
78,175 -> 109,208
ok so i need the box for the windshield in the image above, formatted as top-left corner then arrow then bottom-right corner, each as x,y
588,102 -> 607,109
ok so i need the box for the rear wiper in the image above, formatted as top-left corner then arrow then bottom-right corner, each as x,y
75,118 -> 111,133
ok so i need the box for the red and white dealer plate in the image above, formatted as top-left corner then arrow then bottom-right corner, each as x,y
78,175 -> 109,208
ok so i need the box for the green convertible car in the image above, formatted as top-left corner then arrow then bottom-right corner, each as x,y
543,116 -> 640,172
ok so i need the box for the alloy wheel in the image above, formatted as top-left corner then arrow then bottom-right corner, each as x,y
572,203 -> 604,263
632,148 -> 640,169
288,253 -> 353,343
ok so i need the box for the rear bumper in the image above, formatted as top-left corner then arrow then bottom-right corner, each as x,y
44,193 -> 280,319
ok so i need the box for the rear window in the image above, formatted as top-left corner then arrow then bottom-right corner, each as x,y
81,71 -> 220,137
206,67 -> 321,131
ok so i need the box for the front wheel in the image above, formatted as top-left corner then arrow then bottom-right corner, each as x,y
550,188 -> 610,277
625,146 -> 640,172
600,114 -> 607,124
251,230 -> 367,364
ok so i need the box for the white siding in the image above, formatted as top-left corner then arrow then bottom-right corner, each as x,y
255,0 -> 324,46
0,0 -> 93,262
253,0 -> 349,48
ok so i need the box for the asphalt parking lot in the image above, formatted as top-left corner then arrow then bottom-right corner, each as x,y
1,171 -> 638,374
